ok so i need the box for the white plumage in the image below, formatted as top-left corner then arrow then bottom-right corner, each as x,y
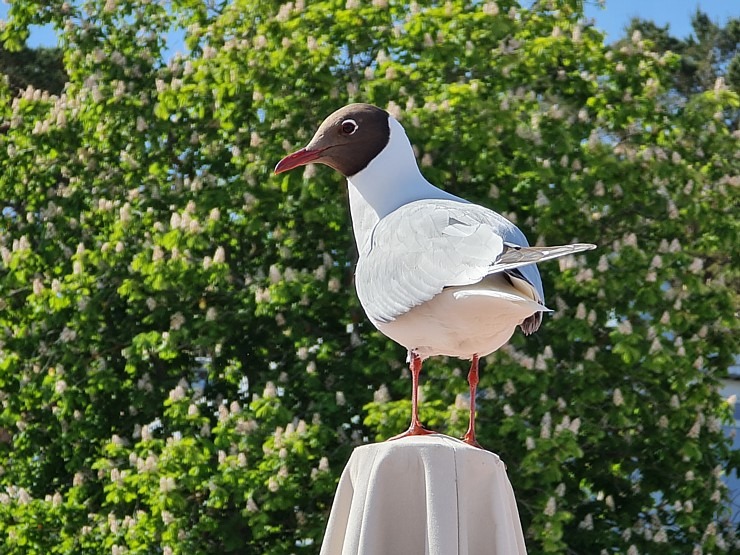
275,103 -> 595,446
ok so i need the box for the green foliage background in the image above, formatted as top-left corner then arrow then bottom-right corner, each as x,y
0,0 -> 738,553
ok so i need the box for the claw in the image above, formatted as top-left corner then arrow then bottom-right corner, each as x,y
389,423 -> 437,441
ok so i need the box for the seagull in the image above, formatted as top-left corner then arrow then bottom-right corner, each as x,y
275,103 -> 595,447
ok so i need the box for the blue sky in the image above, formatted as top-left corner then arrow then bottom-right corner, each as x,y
0,1 -> 736,48
583,0 -> 737,40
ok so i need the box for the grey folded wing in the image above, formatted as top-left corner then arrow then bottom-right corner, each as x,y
356,200 -> 523,323
355,198 -> 596,325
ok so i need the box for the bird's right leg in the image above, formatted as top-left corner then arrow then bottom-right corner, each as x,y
389,351 -> 436,440
462,354 -> 483,448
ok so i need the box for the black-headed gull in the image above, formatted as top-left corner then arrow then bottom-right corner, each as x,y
276,103 -> 595,447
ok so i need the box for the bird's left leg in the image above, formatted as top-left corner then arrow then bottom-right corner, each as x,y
462,354 -> 483,448
389,351 -> 436,440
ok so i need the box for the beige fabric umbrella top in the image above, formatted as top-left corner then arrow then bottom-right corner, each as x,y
320,435 -> 527,555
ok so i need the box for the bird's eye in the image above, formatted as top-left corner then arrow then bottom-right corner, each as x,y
341,119 -> 358,135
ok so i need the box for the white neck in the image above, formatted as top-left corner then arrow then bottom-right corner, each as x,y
347,117 -> 462,253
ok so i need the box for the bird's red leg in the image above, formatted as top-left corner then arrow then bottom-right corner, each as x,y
462,354 -> 483,448
389,352 -> 436,440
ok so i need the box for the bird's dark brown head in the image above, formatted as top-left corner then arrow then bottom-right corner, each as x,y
274,103 -> 390,177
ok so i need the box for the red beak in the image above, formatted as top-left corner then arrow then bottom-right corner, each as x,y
274,147 -> 326,174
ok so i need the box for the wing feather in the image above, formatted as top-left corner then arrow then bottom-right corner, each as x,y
355,198 -> 595,324
493,243 -> 597,272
